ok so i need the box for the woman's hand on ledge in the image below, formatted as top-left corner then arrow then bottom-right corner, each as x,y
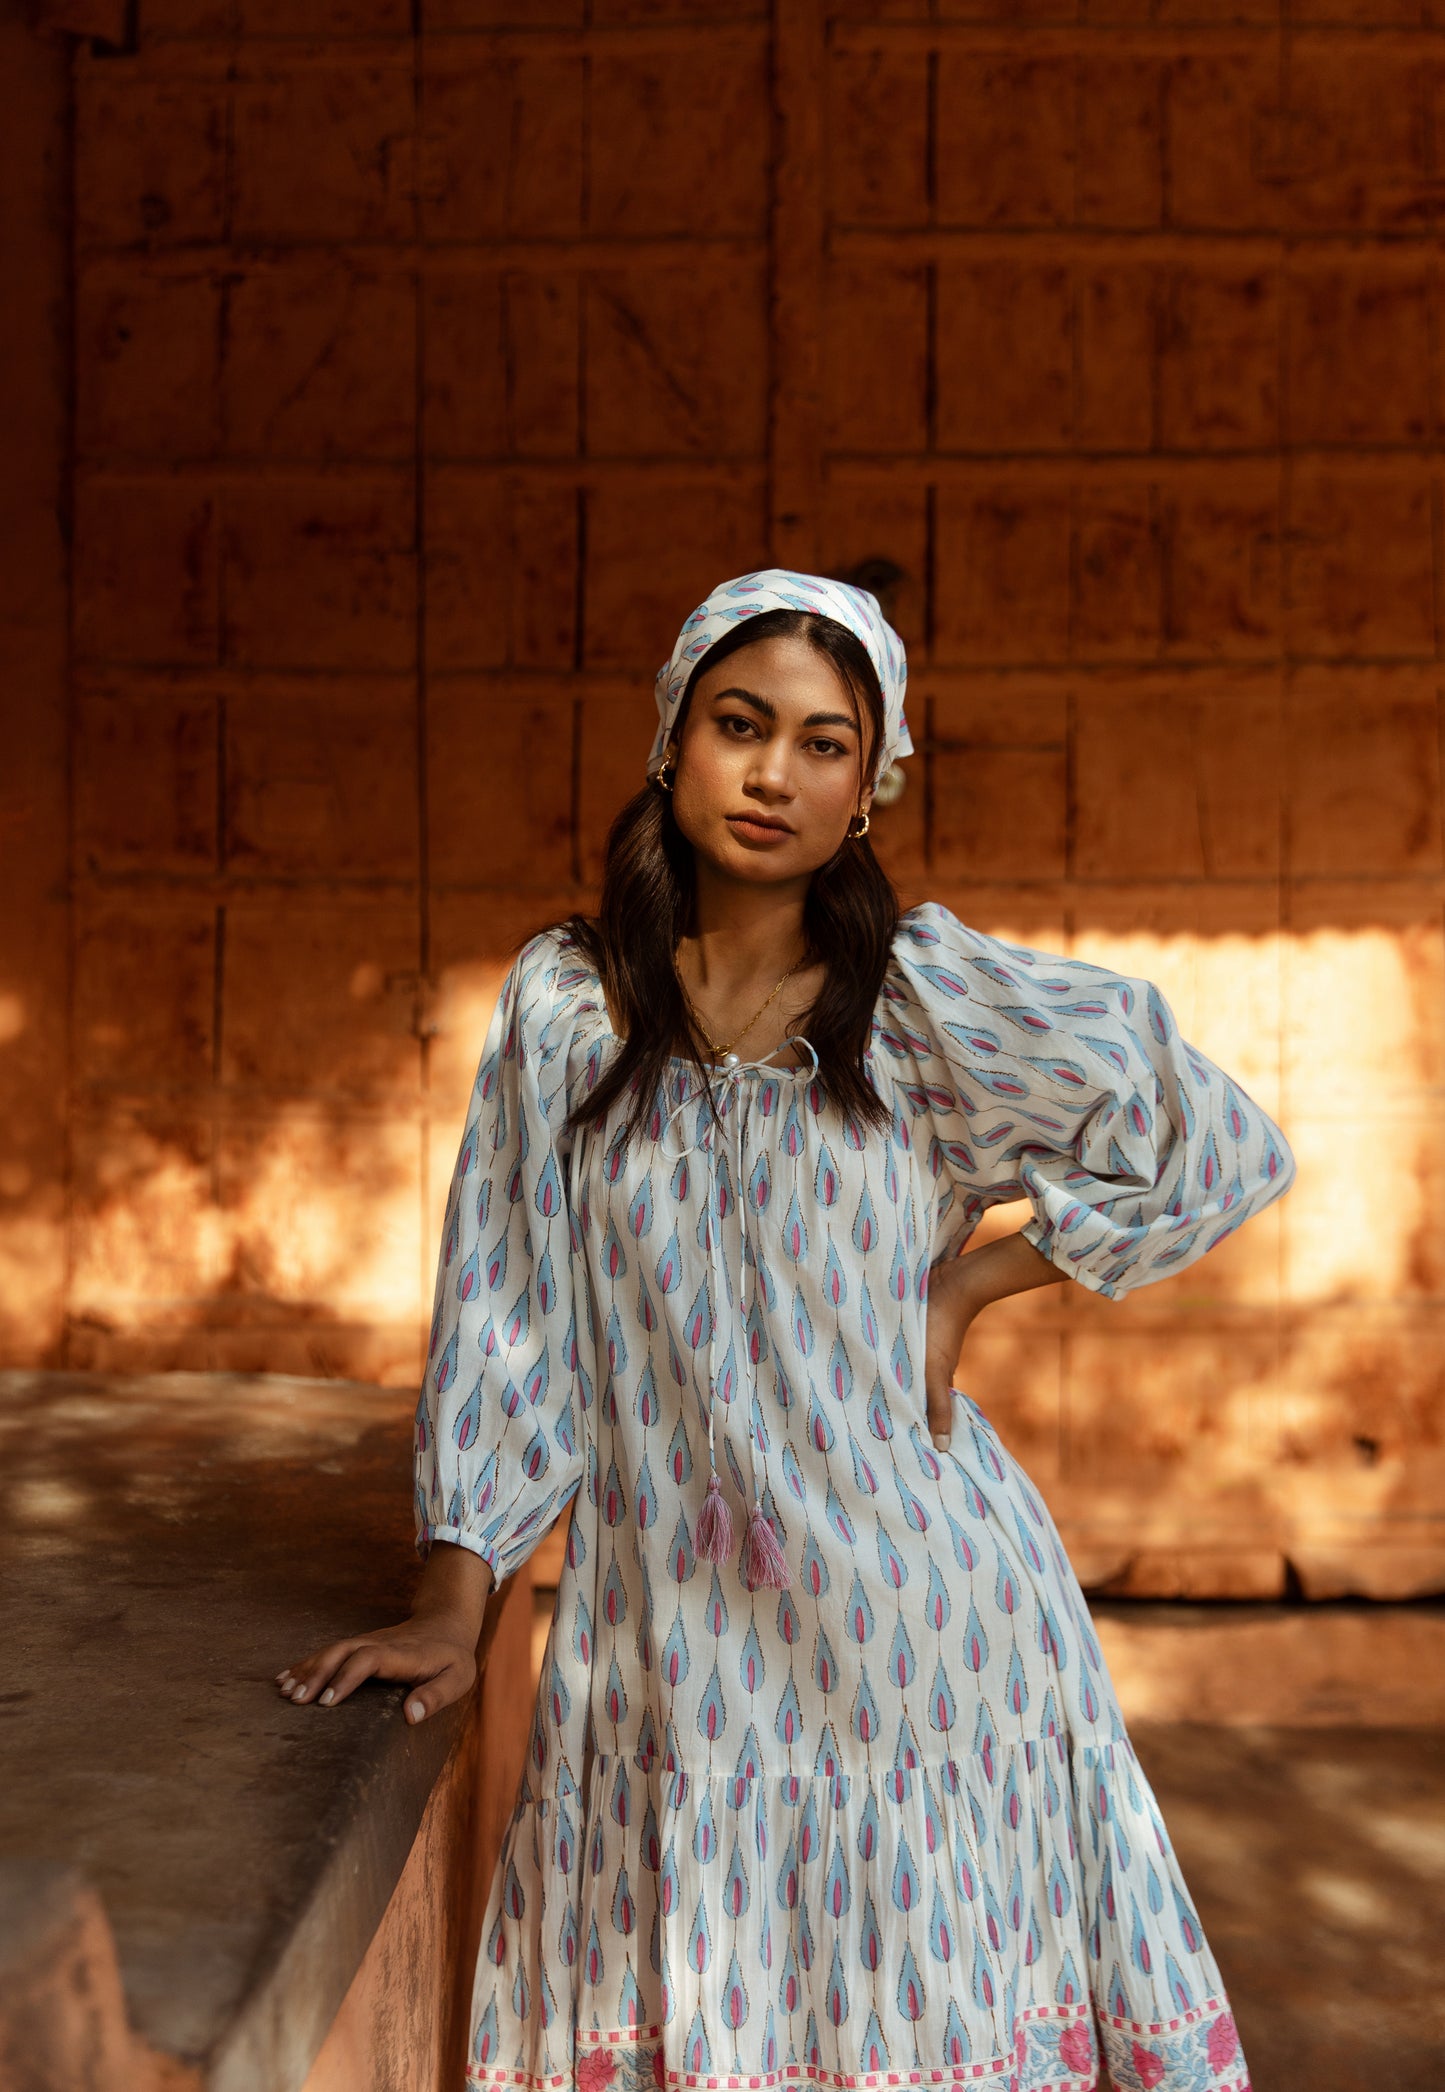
276,1618 -> 479,1725
276,1540 -> 495,1725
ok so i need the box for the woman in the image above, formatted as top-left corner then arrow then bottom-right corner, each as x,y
279,570 -> 1290,2092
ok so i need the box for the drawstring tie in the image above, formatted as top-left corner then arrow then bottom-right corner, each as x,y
660,1033 -> 820,1591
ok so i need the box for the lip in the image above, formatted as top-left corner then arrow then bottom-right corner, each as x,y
726,813 -> 794,841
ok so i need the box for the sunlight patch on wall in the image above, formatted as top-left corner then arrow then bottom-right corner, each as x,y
1067,916 -> 1440,1310
0,991 -> 26,1045
220,1112 -> 423,1323
64,1111 -> 421,1339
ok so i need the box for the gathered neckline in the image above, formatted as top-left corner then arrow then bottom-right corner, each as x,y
573,975 -> 816,1077
583,1012 -> 818,1080
665,1051 -> 813,1076
561,928 -> 904,1080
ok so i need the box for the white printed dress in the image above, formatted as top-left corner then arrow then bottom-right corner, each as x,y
415,903 -> 1294,2092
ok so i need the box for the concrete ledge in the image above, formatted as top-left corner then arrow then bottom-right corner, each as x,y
0,1370 -> 495,2092
207,1696 -> 467,2092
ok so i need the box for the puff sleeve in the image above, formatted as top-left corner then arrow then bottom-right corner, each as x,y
414,930 -> 594,1589
891,902 -> 1295,1298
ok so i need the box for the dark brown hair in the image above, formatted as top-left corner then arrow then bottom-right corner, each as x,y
541,608 -> 901,1149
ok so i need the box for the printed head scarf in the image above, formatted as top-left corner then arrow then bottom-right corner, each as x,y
646,568 -> 913,791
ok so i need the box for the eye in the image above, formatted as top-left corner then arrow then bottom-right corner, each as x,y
719,715 -> 758,739
809,737 -> 848,757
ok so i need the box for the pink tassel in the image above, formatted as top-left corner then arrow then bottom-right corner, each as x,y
694,1471 -> 734,1560
740,1502 -> 791,1590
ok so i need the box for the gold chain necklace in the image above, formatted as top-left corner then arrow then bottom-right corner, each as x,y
684,960 -> 804,1065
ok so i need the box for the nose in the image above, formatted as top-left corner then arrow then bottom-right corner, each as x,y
745,739 -> 797,798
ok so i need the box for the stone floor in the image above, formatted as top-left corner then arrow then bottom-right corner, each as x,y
1134,1723 -> 1444,2092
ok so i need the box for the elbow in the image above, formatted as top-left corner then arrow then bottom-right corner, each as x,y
1257,1120 -> 1297,1207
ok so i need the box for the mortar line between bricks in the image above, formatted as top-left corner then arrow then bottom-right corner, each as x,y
831,19 -> 1445,52
69,458 -> 772,483
121,21 -> 773,62
70,448 -> 1445,483
80,225 -> 1445,272
64,867 -> 1445,908
49,860 -> 1334,892
579,46 -> 592,238
211,903 -> 226,1097
72,649 -> 1445,682
1430,49 -> 1445,670
767,0 -> 826,567
824,449 -> 1445,476
923,262 -> 938,461
832,228 -> 1444,257
76,237 -> 768,271
412,2 -> 435,1346
216,688 -> 228,875
1278,0 -> 1296,902
68,658 -> 1396,688
75,228 -> 1445,264
117,19 -> 1445,56
60,41 -> 80,1370
569,698 -> 584,890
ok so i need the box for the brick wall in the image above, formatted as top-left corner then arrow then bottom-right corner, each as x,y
6,0 -> 1445,1595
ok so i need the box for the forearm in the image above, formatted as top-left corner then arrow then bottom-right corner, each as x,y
951,1228 -> 1068,1314
412,1538 -> 495,1642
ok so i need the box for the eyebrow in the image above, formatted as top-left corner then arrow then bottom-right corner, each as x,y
710,685 -> 859,734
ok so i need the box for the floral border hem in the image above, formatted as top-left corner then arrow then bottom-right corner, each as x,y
467,1996 -> 1247,2092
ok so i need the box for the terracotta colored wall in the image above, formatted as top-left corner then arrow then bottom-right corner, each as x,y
4,0 -> 1445,1596
0,2 -> 70,1382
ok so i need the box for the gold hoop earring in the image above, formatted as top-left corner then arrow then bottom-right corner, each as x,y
654,750 -> 676,793
847,808 -> 870,839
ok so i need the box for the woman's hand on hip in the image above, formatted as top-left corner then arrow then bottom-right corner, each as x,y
923,1252 -> 980,1453
923,1230 -> 1069,1453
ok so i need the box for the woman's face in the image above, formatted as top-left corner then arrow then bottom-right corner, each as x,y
668,634 -> 876,885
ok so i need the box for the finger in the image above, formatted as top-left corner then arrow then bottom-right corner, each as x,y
925,1376 -> 952,1452
313,1645 -> 387,1708
402,1656 -> 476,1727
276,1656 -> 330,1693
281,1640 -> 364,1703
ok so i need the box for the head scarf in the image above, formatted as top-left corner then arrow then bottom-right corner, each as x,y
645,568 -> 913,791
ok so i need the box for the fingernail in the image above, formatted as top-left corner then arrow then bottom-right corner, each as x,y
320,1688 -> 334,1706
932,1433 -> 949,1451
406,1699 -> 426,1724
292,1685 -> 306,1701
